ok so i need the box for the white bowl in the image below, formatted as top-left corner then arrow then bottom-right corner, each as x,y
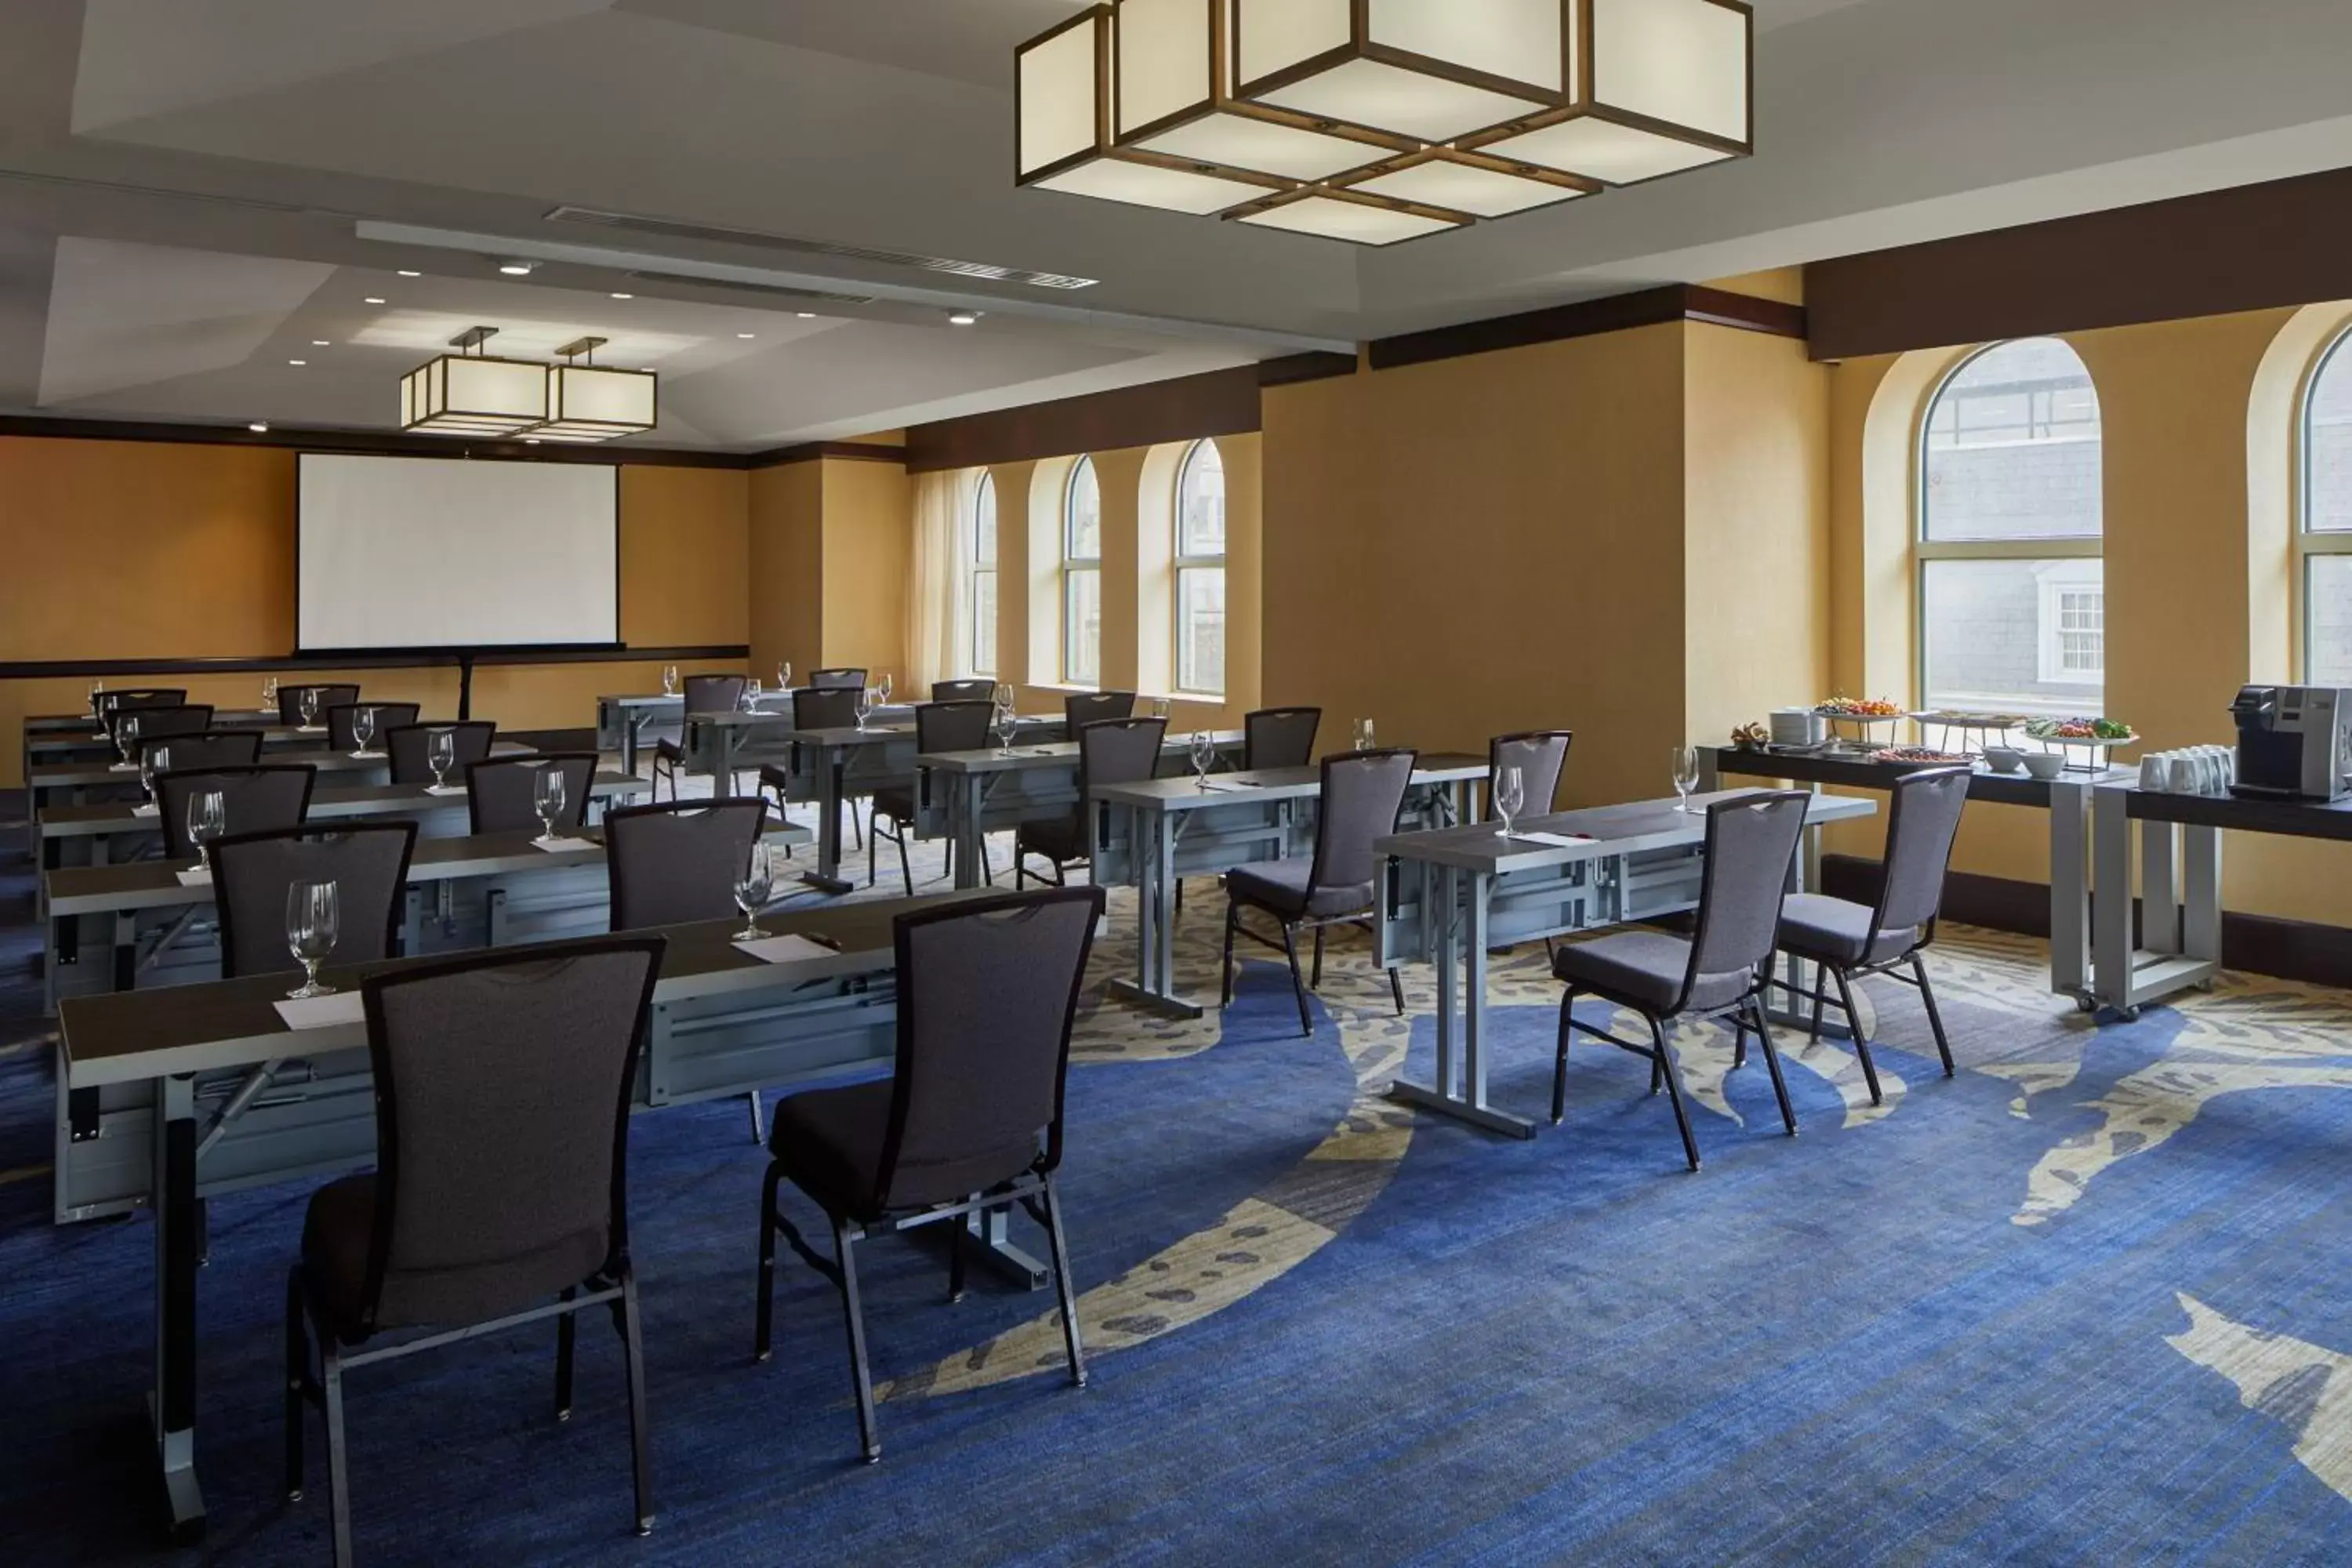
1982,746 -> 2026,775
2022,753 -> 2067,781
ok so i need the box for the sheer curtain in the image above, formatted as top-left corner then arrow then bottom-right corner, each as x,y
906,467 -> 977,695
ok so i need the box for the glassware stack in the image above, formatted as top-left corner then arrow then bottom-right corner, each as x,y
2137,746 -> 2236,796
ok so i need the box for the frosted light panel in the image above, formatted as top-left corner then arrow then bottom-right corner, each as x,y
1254,56 -> 1547,143
1480,114 -> 1735,183
298,455 -> 619,651
543,365 -> 656,437
1038,158 -> 1268,213
1371,0 -> 1566,96
1236,195 -> 1463,245
1020,19 -> 1099,176
1137,114 -> 1386,181
1116,0 -> 1208,132
1235,0 -> 1350,83
1352,160 -> 1585,216
1593,0 -> 1748,142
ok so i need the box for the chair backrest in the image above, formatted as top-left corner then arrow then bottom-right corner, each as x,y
466,753 -> 597,835
681,674 -> 746,717
98,688 -> 187,716
1244,706 -> 1322,771
809,667 -> 867,690
913,699 -> 993,755
112,703 -> 213,743
140,731 -> 263,775
279,684 -> 359,726
1064,690 -> 1134,732
604,799 -> 768,930
1873,766 -> 1972,944
156,764 -> 316,857
356,935 -> 664,1330
1077,717 -> 1167,804
930,678 -> 994,702
212,823 -> 419,978
873,887 -> 1103,1210
1677,791 -> 1812,1013
326,702 -> 419,752
387,721 -> 495,785
1490,730 -> 1573,816
1307,749 -> 1417,898
793,686 -> 860,731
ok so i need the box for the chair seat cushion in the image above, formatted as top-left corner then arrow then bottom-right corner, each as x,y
870,785 -> 916,824
1777,893 -> 1919,967
770,1078 -> 1033,1217
1552,931 -> 1758,1015
1017,810 -> 1087,866
1226,858 -> 1374,920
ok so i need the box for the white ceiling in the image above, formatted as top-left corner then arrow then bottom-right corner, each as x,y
0,0 -> 2348,449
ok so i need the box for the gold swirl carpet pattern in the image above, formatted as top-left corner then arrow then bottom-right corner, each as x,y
2169,1294 -> 2352,1503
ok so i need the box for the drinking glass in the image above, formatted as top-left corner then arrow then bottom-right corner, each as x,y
351,707 -> 376,757
855,686 -> 877,732
993,682 -> 1014,712
778,661 -> 793,690
284,879 -> 339,1000
1151,697 -> 1171,720
1671,746 -> 1700,812
299,688 -> 319,728
89,678 -> 104,717
748,676 -> 764,702
994,707 -> 1019,757
733,842 -> 775,940
114,713 -> 140,767
1353,718 -> 1374,752
262,675 -> 279,712
426,728 -> 456,788
189,789 -> 226,872
661,665 -> 678,696
1190,730 -> 1217,787
1494,764 -> 1525,838
534,766 -> 568,842
141,744 -> 172,804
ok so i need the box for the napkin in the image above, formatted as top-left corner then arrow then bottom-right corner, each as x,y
423,784 -> 468,797
530,835 -> 585,852
133,803 -> 158,818
174,867 -> 212,887
1508,831 -> 1595,848
109,761 -> 140,772
732,933 -> 838,964
295,725 -> 326,734
274,992 -> 364,1030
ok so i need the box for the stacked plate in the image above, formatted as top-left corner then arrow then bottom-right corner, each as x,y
1770,709 -> 1824,749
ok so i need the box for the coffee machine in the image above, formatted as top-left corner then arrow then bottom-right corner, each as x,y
2230,685 -> 2352,801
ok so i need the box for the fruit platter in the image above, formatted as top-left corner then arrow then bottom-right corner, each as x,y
1870,747 -> 1973,767
1906,709 -> 2032,753
1812,697 -> 1904,751
2020,715 -> 2139,770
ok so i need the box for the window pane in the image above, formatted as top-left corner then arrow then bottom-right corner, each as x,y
2309,556 -> 2352,684
2310,336 -> 2352,533
1065,566 -> 1100,684
1922,557 -> 2105,715
1178,441 -> 1226,558
1067,456 -> 1101,560
1923,338 -> 2102,543
973,568 -> 996,676
1177,566 -> 1225,695
974,472 -> 997,564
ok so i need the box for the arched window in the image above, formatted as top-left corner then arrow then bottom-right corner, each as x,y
2302,330 -> 2352,682
969,472 -> 997,677
1062,456 -> 1101,686
1918,338 -> 2104,715
1173,441 -> 1226,695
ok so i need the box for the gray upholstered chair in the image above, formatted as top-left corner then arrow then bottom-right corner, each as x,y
1490,730 -> 1573,817
386,720 -> 495,786
111,703 -> 214,746
1221,749 -> 1414,1034
139,731 -> 262,775
604,799 -> 769,931
1243,707 -> 1322,771
158,764 -> 316,858
870,700 -> 993,894
212,823 -> 417,979
1062,690 -> 1134,733
750,685 -> 869,845
809,667 -> 867,690
466,753 -> 597,836
279,684 -> 360,728
1774,764 -> 1970,1097
285,935 -> 666,1566
325,702 -> 419,753
653,676 -> 752,800
930,678 -> 994,702
97,687 -> 187,717
1550,790 -> 1811,1172
753,886 -> 1101,1462
1015,716 -> 1166,887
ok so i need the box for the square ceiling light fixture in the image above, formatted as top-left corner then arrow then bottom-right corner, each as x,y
535,336 -> 658,442
1014,0 -> 1751,244
399,326 -> 546,436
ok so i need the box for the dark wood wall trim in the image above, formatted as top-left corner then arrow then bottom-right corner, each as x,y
905,364 -> 1265,474
746,440 -> 908,468
0,645 -> 750,681
1806,165 -> 2352,362
0,415 -> 755,469
1256,350 -> 1359,387
1367,283 -> 1807,372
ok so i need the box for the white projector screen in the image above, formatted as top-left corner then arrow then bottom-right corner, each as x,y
297,454 -> 620,651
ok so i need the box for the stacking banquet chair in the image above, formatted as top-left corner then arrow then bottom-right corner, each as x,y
112,703 -> 214,746
1772,764 -> 1970,1099
325,702 -> 419,753
930,678 -> 994,702
756,686 -> 866,849
97,687 -> 187,717
753,886 -> 1102,1463
1014,716 -> 1165,887
158,764 -> 316,857
280,684 -> 360,728
652,675 -> 750,800
385,720 -> 495,786
809,666 -> 868,690
1549,791 -> 1811,1173
1063,690 -> 1133,733
213,824 -> 418,978
1221,749 -> 1415,1034
1243,707 -> 1322,771
139,730 -> 262,775
869,700 -> 993,894
285,935 -> 666,1567
467,753 -> 597,835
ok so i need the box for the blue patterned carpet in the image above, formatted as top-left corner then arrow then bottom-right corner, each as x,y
5,817 -> 2352,1565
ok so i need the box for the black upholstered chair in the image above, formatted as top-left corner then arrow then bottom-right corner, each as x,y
753,886 -> 1102,1462
280,684 -> 360,728
1243,707 -> 1322,771
285,935 -> 665,1566
139,730 -> 262,775
653,676 -> 752,799
751,686 -> 869,844
1490,730 -> 1574,817
467,753 -> 597,836
212,824 -> 417,979
870,700 -> 993,894
1063,690 -> 1134,733
111,703 -> 214,746
930,678 -> 994,702
809,667 -> 868,690
97,687 -> 187,717
1015,717 -> 1165,887
1775,764 -> 1970,1098
158,765 -> 316,858
605,799 -> 768,931
386,720 -> 495,786
1551,791 -> 1811,1172
325,702 -> 419,753
1221,749 -> 1414,1034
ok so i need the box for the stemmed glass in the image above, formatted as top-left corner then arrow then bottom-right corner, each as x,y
261,675 -> 279,714
1190,730 -> 1218,789
1151,697 -> 1171,720
88,679 -> 104,717
284,880 -> 339,1000
778,661 -> 793,691
854,686 -> 877,733
993,702 -> 1019,758
661,665 -> 678,697
534,766 -> 568,844
1354,718 -> 1375,752
140,743 -> 170,807
1494,764 -> 1525,838
187,789 -> 225,873
732,841 -> 775,940
114,713 -> 141,769
426,728 -> 456,789
877,673 -> 893,704
1671,745 -> 1700,812
299,688 -> 320,729
350,706 -> 377,757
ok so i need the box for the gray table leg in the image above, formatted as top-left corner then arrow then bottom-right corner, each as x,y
2183,823 -> 2223,969
2091,786 -> 2136,1017
152,1072 -> 205,1544
1110,805 -> 1203,1019
2048,779 -> 2093,1008
1388,864 -> 1534,1137
2143,818 -> 2180,956
949,775 -> 982,891
800,749 -> 853,896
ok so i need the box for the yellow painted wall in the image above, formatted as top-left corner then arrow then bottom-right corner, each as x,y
748,462 -> 823,684
818,456 -> 913,688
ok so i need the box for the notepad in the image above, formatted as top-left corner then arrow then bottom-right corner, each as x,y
274,992 -> 364,1030
423,784 -> 467,797
732,933 -> 837,965
1508,831 -> 1595,848
530,836 -> 584,852
133,803 -> 158,818
174,867 -> 212,887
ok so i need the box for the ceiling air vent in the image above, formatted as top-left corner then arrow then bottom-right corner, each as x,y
546,205 -> 1098,290
621,270 -> 875,307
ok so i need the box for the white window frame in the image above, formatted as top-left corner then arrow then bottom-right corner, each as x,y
2034,563 -> 2105,684
1172,440 -> 1226,697
969,471 -> 997,678
2299,328 -> 2352,683
1062,456 -> 1100,688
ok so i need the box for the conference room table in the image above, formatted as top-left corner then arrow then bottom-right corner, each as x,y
60,889 -> 1004,1548
20,707 -> 278,781
675,701 -> 927,793
24,739 -> 533,817
1374,789 -> 1878,1138
596,688 -> 793,775
1088,755 -> 1487,1018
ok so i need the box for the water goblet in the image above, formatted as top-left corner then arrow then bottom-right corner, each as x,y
1494,764 -> 1525,838
1671,745 -> 1700,812
284,879 -> 340,1000
1353,718 -> 1374,752
534,766 -> 568,843
733,842 -> 775,940
188,789 -> 226,873
661,665 -> 678,696
1190,730 -> 1217,787
426,728 -> 456,789
350,706 -> 376,757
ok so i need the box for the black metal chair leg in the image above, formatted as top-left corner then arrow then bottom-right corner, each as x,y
1040,1174 -> 1087,1388
868,811 -> 878,887
1279,922 -> 1312,1036
1220,903 -> 1239,1006
1731,1012 -> 1749,1071
1832,967 -> 1883,1105
1748,998 -> 1798,1136
834,1219 -> 881,1463
555,1285 -> 577,1421
322,1345 -> 354,1568
1808,963 -> 1828,1043
1912,952 -> 1956,1077
1310,926 -> 1325,989
947,1210 -> 967,1305
618,1269 -> 655,1534
1388,965 -> 1405,1016
1552,989 -> 1576,1125
284,1269 -> 307,1502
1650,1014 -> 1703,1172
895,822 -> 913,898
753,1164 -> 782,1362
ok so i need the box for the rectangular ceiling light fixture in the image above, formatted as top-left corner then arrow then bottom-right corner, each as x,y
399,326 -> 546,436
537,336 -> 657,442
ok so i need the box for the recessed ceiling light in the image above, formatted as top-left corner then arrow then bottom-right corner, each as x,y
287,358 -> 307,366
248,421 -> 270,433
524,437 -> 542,445
948,310 -> 980,325
736,332 -> 756,339
363,296 -> 386,305
640,366 -> 655,372
797,312 -> 817,318
310,339 -> 331,347
396,269 -> 422,278
610,291 -> 633,299
499,260 -> 536,276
